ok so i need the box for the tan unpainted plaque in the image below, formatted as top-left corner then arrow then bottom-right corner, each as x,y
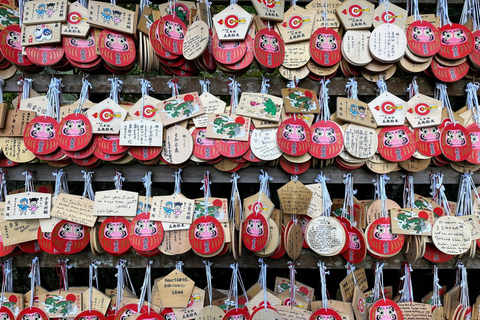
243,192 -> 274,219
285,222 -> 303,259
250,128 -> 283,161
88,1 -> 136,34
213,4 -> 252,41
431,216 -> 471,255
361,64 -> 397,82
336,0 -> 374,30
279,65 -> 309,81
0,218 -> 39,246
306,0 -> 341,29
305,216 -> 346,256
307,60 -> 339,76
61,1 -> 90,37
368,92 -> 407,126
341,30 -> 373,66
398,56 -> 431,73
173,286 -> 205,320
237,92 -> 283,122
274,277 -> 315,302
128,96 -> 162,122
373,3 -> 407,30
158,229 -> 191,255
276,305 -> 311,320
21,22 -> 62,46
195,305 -> 224,320
93,190 -> 138,217
183,20 -> 209,60
339,268 -> 368,302
398,303 -> 432,320
398,158 -> 431,172
276,6 -> 313,44
87,98 -> 127,134
337,97 -> 377,128
4,192 -> 51,220
366,199 -> 400,225
19,96 -> 48,116
369,23 -> 406,63
277,180 -> 313,215
50,193 -> 96,227
119,120 -> 163,147
150,194 -> 195,224
193,92 -> 227,128
344,124 -> 378,158
406,94 -> 442,128
23,0 -> 68,25
282,41 -> 310,68
157,269 -> 194,308
161,125 -> 193,164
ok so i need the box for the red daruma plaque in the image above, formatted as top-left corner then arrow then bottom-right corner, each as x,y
23,116 -> 59,155
189,215 -> 224,255
98,217 -> 131,255
128,212 -> 164,251
310,27 -> 342,66
51,220 -> 90,254
254,28 -> 285,69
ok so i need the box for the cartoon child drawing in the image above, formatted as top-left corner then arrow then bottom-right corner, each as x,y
174,202 -> 183,219
112,10 -> 121,26
36,4 -> 46,18
137,201 -> 143,214
29,198 -> 39,213
18,198 -> 29,215
102,8 -> 112,24
46,3 -> 55,17
163,201 -> 173,218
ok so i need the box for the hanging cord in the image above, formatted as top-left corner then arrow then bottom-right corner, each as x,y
436,83 -> 456,126
341,173 -> 356,224
429,173 -> 451,214
109,76 -> 123,104
142,172 -> 152,213
406,77 -> 419,100
398,263 -> 414,303
200,171 -> 211,217
137,261 -> 153,313
379,175 -> 390,218
373,262 -> 386,302
402,174 -> 415,208
317,79 -> 330,122
287,261 -> 297,308
229,172 -> 242,221
88,260 -> 100,312
199,78 -> 210,94
54,259 -> 71,293
228,78 -> 241,115
52,169 -> 68,202
225,263 -> 249,311
139,79 -> 154,122
258,170 -> 272,199
286,78 -> 299,90
167,78 -> 180,98
75,75 -> 91,114
2,259 -> 13,296
22,170 -> 34,193
345,78 -> 359,100
376,78 -> 388,95
432,265 -> 442,307
203,260 -> 214,308
115,260 -> 125,314
466,82 -> 480,127
317,262 -> 330,310
0,169 -> 7,202
29,257 -> 40,309
113,172 -> 124,191
45,77 -> 63,121
455,173 -> 479,217
258,258 -> 268,311
436,0 -> 452,27
173,169 -> 182,196
0,77 -> 4,104
82,171 -> 95,200
459,263 -> 469,308
260,76 -> 270,94
175,260 -> 184,272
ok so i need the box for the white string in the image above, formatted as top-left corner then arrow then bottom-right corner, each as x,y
167,79 -> 180,97
412,0 -> 422,21
21,78 -> 34,100
0,77 -> 4,104
205,0 -> 212,29
286,78 -> 299,89
376,78 -> 388,95
113,172 -> 124,191
258,259 -> 268,311
258,170 -> 273,198
436,83 -> 456,126
373,262 -> 386,302
29,257 -> 40,308
142,172 -> 152,213
200,172 -> 211,217
402,174 -> 415,208
75,75 -> 91,114
115,260 -> 125,314
317,262 -> 330,310
379,175 -> 390,218
345,78 -> 358,100
82,171 -> 95,200
432,265 -> 442,307
203,260 -> 214,308
318,79 -> 330,122
437,0 -> 452,26
229,172 -> 242,221
173,169 -> 182,196
399,263 -> 414,303
108,77 -> 123,104
287,261 -> 297,308
383,0 -> 390,24
53,169 -> 68,202
0,169 -> 6,202
2,259 -> 12,294
139,79 -> 153,122
199,79 -> 210,94
175,260 -> 184,272
88,260 -> 100,312
137,261 -> 153,313
316,172 -> 333,217
45,78 -> 61,120
406,77 -> 419,100
260,76 -> 270,94
228,78 -> 241,115
341,173 -> 357,224
22,170 -> 33,193
429,173 -> 451,214
322,0 -> 327,27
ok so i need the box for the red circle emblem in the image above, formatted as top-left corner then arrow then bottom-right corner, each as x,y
288,15 -> 304,30
349,5 -> 364,18
67,12 -> 82,24
225,15 -> 240,28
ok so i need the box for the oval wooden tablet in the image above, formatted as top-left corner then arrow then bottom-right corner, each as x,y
342,30 -> 373,66
369,23 -> 406,63
309,120 -> 344,159
406,20 -> 440,57
158,229 -> 191,255
98,30 -> 135,67
183,20 -> 208,60
283,41 -> 310,68
2,137 -> 36,163
189,215 -> 225,255
470,30 -> 480,68
369,299 -> 403,320
432,215 -> 471,255
161,125 -> 193,164
285,220 -> 302,260
440,123 -> 471,161
377,125 -> 416,162
365,217 -> 404,257
242,213 -> 269,252
431,59 -> 469,82
277,117 -> 311,156
305,216 -> 346,256
250,128 -> 283,161
254,28 -> 285,69
310,27 -> 342,66
0,25 -> 35,66
438,23 -> 473,60
344,124 -> 378,159
23,116 -> 59,155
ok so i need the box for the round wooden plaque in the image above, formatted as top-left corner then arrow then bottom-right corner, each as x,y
431,215 -> 471,255
305,216 -> 346,256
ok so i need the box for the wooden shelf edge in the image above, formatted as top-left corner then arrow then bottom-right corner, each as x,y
6,75 -> 470,97
1,163 -> 469,184
8,249 -> 473,269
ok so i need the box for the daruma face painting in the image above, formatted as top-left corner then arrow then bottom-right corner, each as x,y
378,126 -> 416,162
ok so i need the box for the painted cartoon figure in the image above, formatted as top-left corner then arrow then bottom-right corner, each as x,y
419,127 -> 440,142
384,129 -> 409,147
102,8 -> 112,23
112,10 -> 121,26
316,316 -> 335,320
442,28 -> 467,45
212,115 -> 245,139
174,202 -> 182,218
194,222 -> 218,240
374,306 -> 398,320
374,223 -> 398,241
6,30 -> 21,50
251,97 -> 280,118
62,119 -> 86,137
259,33 -> 280,53
34,24 -> 53,42
287,91 -> 317,111
163,19 -> 185,40
29,198 -> 39,212
348,232 -> 361,249
18,198 -> 29,215
105,33 -> 129,51
227,315 -> 246,320
31,122 -> 55,140
195,130 -> 215,146
21,311 -> 43,320
36,4 -> 46,18
246,218 -> 264,236
470,132 -> 480,150
164,98 -> 198,118
69,34 -> 95,48
475,36 -> 480,51
412,26 -> 435,42
58,223 -> 84,240
163,201 -> 173,218
312,127 -> 336,144
105,222 -> 127,239
46,3 -> 55,17
283,124 -> 306,141
174,4 -> 189,24
134,219 -> 157,236
446,129 -> 467,147
315,33 -> 338,51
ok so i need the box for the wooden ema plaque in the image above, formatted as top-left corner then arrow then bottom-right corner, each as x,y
432,215 -> 471,255
158,92 -> 205,126
87,99 -> 127,134
466,123 -> 480,164
191,127 -> 221,160
344,124 -> 377,158
377,125 -> 416,162
365,217 -> 404,257
369,23 -> 406,63
440,123 -> 471,162
310,27 -> 342,67
390,208 -> 434,235
119,120 -> 163,147
236,92 -> 283,122
337,97 -> 376,128
0,25 -> 35,66
254,28 -> 285,69
252,0 -> 284,22
183,20 -> 209,60
161,125 -> 193,164
88,1 -> 136,35
21,22 -> 61,46
61,1 -> 90,38
281,87 -> 319,114
368,92 -> 407,126
336,0 -> 375,30
277,180 -> 312,215
242,213 -> 269,252
276,117 -> 311,156
4,192 -> 51,220
406,20 -> 440,57
206,113 -> 250,142
306,0 -> 342,29
342,223 -> 367,264
189,215 -> 225,255
23,116 -> 59,155
212,4 -> 252,41
341,30 -> 373,66
22,0 -> 68,25
305,216 -> 346,256
373,3 -> 407,30
369,299 -> 403,320
51,220 -> 90,254
250,128 -> 283,161
406,94 -> 442,128
309,120 -> 344,159
276,6 -> 313,44
282,41 -> 310,68
438,23 -> 473,60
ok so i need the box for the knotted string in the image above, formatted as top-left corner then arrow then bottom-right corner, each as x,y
260,76 -> 270,94
113,172 -> 124,191
432,265 -> 442,307
203,260 -> 214,308
341,173 -> 356,223
75,75 -> 91,114
316,172 -> 333,217
28,257 -> 40,309
258,258 -> 268,311
199,78 -> 210,94
229,172 -> 242,221
0,169 -> 7,202
22,170 -> 34,193
109,76 -> 123,104
406,77 -> 419,100
288,261 -> 297,308
437,0 -> 452,27
54,259 -> 71,293
115,260 -> 125,314
0,77 -> 4,104
317,79 -> 330,122
167,78 -> 180,97
373,262 -> 386,302
137,261 -> 153,313
139,79 -> 153,121
82,171 -> 95,200
201,171 -> 211,217
429,172 -> 451,214
88,260 -> 100,312
436,83 -> 456,126
228,78 -> 241,115
173,169 -> 182,196
376,78 -> 388,95
402,174 -> 415,208
398,263 -> 414,303
142,172 -> 152,213
379,175 -> 389,218
318,262 -> 330,310
345,78 -> 358,100
53,169 -> 68,202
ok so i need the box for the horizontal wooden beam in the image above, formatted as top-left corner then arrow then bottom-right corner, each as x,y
117,0 -> 465,5
8,75 -> 470,97
2,163 -> 468,184
8,249 -> 473,269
